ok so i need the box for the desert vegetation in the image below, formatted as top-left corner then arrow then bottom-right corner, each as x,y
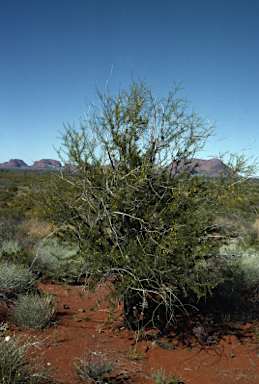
1,76 -> 259,382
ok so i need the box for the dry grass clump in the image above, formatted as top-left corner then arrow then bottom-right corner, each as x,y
0,261 -> 39,307
251,218 -> 259,239
19,218 -> 54,243
9,292 -> 59,330
73,338 -> 135,383
149,366 -> 180,384
214,215 -> 248,238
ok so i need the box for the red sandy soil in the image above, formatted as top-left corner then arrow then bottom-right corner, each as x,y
2,281 -> 259,384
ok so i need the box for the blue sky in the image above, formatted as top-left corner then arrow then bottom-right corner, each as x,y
1,0 -> 259,174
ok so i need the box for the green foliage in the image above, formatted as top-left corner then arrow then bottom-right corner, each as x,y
7,186 -> 18,193
0,223 -> 20,245
38,76 -> 258,328
0,190 -> 14,201
0,201 -> 8,208
0,245 -> 35,267
232,252 -> 259,290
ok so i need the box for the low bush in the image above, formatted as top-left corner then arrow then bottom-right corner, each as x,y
0,223 -> 20,245
0,190 -> 15,202
0,245 -> 35,267
0,201 -> 8,209
30,238 -> 86,283
7,186 -> 18,193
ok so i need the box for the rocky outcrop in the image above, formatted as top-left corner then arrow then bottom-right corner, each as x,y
0,157 -> 236,175
0,159 -> 29,168
31,159 -> 62,169
166,158 -> 230,176
0,158 -> 62,169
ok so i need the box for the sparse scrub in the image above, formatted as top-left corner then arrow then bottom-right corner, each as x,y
9,291 -> 59,329
149,366 -> 180,384
0,222 -> 20,245
73,340 -> 120,383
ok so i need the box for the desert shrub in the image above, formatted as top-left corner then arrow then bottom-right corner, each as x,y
1,207 -> 27,221
0,190 -> 14,202
38,76 -> 258,329
0,201 -> 8,208
30,238 -> 85,283
8,200 -> 32,211
0,261 -> 39,307
0,208 -> 11,220
7,186 -> 18,193
1,239 -> 21,253
0,223 -> 20,245
0,246 -> 35,267
0,321 -> 55,383
210,279 -> 248,322
9,292 -> 58,329
232,252 -> 259,291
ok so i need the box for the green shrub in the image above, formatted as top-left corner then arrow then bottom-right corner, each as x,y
9,292 -> 59,329
8,202 -> 32,211
0,245 -> 35,266
0,201 -> 8,209
0,190 -> 14,202
233,252 -> 259,290
40,76 -> 258,329
0,223 -> 20,245
7,186 -> 18,193
1,239 -> 21,253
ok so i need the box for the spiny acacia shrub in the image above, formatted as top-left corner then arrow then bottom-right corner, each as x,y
37,77 -> 257,328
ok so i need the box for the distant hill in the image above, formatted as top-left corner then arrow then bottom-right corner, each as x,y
0,159 -> 62,170
0,159 -> 29,168
0,157 -> 236,176
165,158 -> 233,176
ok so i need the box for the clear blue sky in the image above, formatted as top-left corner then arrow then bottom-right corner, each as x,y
1,0 -> 258,174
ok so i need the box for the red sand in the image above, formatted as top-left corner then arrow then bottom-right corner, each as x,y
1,281 -> 259,384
